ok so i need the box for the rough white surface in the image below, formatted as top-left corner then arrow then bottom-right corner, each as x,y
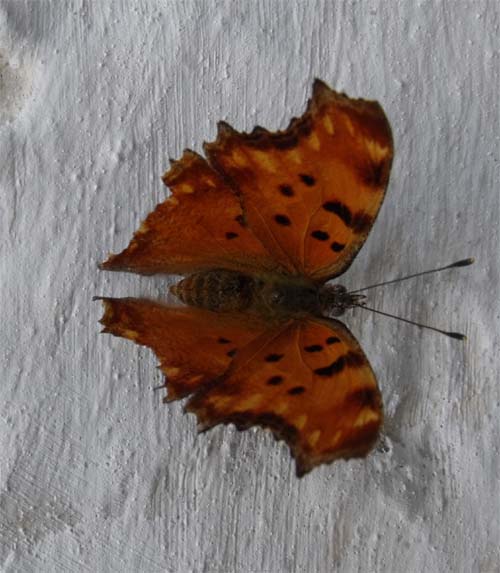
1,1 -> 499,571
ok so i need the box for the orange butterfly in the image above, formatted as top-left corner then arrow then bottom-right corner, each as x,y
98,79 -> 394,476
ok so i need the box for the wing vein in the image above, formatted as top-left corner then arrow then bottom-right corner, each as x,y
247,203 -> 298,274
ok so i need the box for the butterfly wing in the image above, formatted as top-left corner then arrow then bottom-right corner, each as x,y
188,316 -> 382,476
100,151 -> 281,277
204,79 -> 394,282
97,297 -> 269,401
98,298 -> 382,476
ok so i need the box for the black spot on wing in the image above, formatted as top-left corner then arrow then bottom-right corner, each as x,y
321,202 -> 373,234
267,375 -> 284,386
218,337 -> 231,344
314,350 -> 366,377
330,242 -> 345,252
311,230 -> 329,241
234,214 -> 246,227
299,174 -> 316,186
279,184 -> 294,197
274,214 -> 292,226
225,232 -> 239,240
314,356 -> 345,377
265,353 -> 284,363
326,336 -> 340,345
304,344 -> 323,353
322,201 -> 352,226
288,386 -> 306,395
226,349 -> 238,358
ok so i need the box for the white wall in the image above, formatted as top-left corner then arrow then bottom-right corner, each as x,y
1,1 -> 498,571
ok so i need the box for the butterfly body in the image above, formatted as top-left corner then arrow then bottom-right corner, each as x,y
99,79 -> 394,476
170,270 -> 363,318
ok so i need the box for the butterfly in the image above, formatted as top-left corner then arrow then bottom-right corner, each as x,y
97,79 -> 394,476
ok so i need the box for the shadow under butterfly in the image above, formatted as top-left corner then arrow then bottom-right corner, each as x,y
96,79 -> 470,476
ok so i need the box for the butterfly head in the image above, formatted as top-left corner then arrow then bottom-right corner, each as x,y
320,284 -> 366,317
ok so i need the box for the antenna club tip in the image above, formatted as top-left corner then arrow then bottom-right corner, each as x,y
447,332 -> 467,341
453,258 -> 475,267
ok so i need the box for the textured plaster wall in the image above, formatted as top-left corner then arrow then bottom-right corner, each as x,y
1,1 -> 499,572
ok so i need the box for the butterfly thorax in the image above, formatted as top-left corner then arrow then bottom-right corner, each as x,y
170,270 -> 363,318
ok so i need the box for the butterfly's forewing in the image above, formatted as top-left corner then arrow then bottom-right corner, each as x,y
204,79 -> 393,282
187,317 -> 382,476
98,297 -> 268,401
100,151 -> 280,277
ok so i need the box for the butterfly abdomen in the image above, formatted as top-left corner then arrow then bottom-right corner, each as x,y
171,270 -> 257,312
171,270 -> 326,317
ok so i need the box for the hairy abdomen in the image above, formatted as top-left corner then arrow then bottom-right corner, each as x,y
171,270 -> 324,317
170,270 -> 257,312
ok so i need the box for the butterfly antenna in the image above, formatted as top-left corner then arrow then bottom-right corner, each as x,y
350,258 -> 474,294
353,303 -> 466,340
